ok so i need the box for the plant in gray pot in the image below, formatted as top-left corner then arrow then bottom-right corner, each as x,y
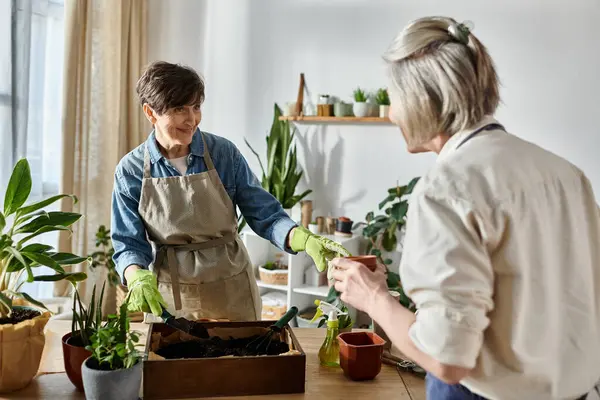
82,302 -> 142,400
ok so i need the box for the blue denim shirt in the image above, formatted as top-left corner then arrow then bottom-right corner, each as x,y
111,129 -> 297,282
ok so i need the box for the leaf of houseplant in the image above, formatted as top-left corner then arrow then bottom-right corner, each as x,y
0,291 -> 13,311
15,210 -> 49,226
379,193 -> 396,210
17,225 -> 70,247
22,252 -> 65,273
381,230 -> 397,252
15,212 -> 82,234
20,243 -> 54,253
4,159 -> 32,216
7,290 -> 50,312
34,272 -> 87,282
390,201 -> 409,221
4,246 -> 34,282
16,194 -> 77,217
50,252 -> 90,265
405,177 -> 420,195
0,212 -> 5,232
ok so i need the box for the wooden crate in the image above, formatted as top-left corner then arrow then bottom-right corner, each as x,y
143,320 -> 306,399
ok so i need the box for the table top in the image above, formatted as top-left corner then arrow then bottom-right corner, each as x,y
10,320 -> 425,400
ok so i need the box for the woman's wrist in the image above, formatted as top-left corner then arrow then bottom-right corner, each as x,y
124,264 -> 142,285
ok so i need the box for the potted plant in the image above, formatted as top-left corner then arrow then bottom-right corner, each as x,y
355,177 -> 420,311
82,302 -> 142,400
308,220 -> 319,234
258,255 -> 289,286
375,88 -> 390,118
239,104 -> 312,231
62,282 -> 105,391
0,158 -> 88,392
352,87 -> 370,118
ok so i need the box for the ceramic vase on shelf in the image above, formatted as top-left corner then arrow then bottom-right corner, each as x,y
379,105 -> 390,118
352,102 -> 369,118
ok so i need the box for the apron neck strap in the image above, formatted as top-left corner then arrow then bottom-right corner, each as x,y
200,133 -> 216,170
143,145 -> 152,179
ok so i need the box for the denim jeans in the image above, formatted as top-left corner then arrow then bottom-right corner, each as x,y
426,373 -> 487,400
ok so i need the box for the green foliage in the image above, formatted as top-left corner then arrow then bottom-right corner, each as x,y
375,88 -> 390,106
71,282 -> 105,347
239,104 -> 312,231
89,225 -> 120,287
312,297 -> 353,330
86,302 -> 141,370
354,177 -> 421,312
353,87 -> 368,103
0,159 -> 89,318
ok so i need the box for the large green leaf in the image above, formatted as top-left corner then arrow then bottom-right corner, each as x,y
22,252 -> 65,273
4,246 -> 34,282
382,230 -> 397,252
33,272 -> 87,282
4,159 -> 32,216
15,210 -> 49,226
0,291 -> 13,311
7,290 -> 50,312
50,252 -> 90,265
17,194 -> 77,217
17,225 -> 70,247
405,177 -> 420,195
15,212 -> 82,234
20,243 -> 54,253
0,212 -> 5,232
390,201 -> 409,221
379,193 -> 397,210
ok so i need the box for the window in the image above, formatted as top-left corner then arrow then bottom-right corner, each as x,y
1,0 -> 65,300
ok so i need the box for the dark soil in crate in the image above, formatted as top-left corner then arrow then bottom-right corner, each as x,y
0,308 -> 40,325
156,335 -> 290,359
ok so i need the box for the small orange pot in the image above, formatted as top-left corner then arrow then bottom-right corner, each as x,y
62,331 -> 92,392
338,331 -> 386,381
342,255 -> 378,271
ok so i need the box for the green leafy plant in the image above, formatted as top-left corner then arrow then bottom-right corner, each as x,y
89,225 -> 119,287
70,282 -> 105,347
353,87 -> 368,103
239,104 -> 312,231
0,159 -> 89,319
311,299 -> 353,330
375,88 -> 390,106
86,302 -> 141,370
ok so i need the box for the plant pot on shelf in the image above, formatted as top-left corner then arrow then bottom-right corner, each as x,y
258,266 -> 289,286
0,306 -> 51,393
352,102 -> 370,118
308,223 -> 319,234
338,331 -> 386,381
81,356 -> 142,400
379,105 -> 390,118
62,331 -> 93,392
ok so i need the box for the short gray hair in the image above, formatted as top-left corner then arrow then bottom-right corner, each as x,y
382,16 -> 500,147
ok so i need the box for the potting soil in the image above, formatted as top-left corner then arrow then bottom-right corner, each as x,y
0,308 -> 40,325
155,335 -> 290,359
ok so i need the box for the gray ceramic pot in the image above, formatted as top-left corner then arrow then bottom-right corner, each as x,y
81,356 -> 142,400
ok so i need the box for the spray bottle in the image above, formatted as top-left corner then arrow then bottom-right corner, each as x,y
313,300 -> 347,367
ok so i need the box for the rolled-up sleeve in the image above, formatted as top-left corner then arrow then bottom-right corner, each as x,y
400,192 -> 494,368
233,146 -> 297,252
111,172 -> 153,283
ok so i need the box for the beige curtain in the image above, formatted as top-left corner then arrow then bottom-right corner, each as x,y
56,0 -> 149,312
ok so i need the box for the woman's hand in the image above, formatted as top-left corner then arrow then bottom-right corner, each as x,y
124,269 -> 168,316
331,257 -> 389,315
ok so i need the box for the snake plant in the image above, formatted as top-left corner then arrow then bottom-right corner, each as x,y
238,104 -> 312,231
0,159 -> 89,319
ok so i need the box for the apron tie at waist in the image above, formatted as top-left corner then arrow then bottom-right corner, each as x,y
157,233 -> 236,311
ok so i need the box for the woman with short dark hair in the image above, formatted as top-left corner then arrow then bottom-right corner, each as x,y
111,61 -> 348,322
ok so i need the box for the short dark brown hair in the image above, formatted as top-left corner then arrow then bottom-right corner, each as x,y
136,61 -> 205,115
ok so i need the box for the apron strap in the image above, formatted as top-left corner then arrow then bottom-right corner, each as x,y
157,233 -> 236,311
200,132 -> 216,170
143,145 -> 152,179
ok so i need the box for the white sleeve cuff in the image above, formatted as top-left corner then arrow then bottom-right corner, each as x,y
408,306 -> 487,369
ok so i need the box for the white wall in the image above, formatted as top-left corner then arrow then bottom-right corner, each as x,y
148,0 -> 600,223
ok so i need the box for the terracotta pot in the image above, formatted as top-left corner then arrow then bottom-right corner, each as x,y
62,331 -> 92,392
342,255 -> 378,271
338,331 -> 386,381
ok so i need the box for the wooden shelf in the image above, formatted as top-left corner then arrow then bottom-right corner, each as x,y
256,280 -> 288,291
279,116 -> 392,124
293,285 -> 330,297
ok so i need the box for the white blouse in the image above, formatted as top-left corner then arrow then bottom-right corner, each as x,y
400,116 -> 600,399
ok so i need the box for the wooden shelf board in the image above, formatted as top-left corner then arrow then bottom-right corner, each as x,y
257,280 -> 288,291
293,285 -> 330,297
279,116 -> 392,123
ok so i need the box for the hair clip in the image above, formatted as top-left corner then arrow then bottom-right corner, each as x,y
448,20 -> 474,44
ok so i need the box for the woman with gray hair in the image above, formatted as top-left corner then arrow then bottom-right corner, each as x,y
331,16 -> 600,400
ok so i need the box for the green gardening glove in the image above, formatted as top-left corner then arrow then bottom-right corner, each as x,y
290,226 -> 351,272
124,269 -> 168,316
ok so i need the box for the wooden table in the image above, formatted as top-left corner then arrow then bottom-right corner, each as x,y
10,320 -> 425,399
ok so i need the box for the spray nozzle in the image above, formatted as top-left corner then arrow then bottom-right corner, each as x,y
310,300 -> 347,324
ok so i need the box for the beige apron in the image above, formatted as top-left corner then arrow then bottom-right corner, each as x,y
138,133 -> 261,322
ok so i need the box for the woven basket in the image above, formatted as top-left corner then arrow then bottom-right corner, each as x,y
116,284 -> 144,322
261,303 -> 287,321
258,266 -> 288,286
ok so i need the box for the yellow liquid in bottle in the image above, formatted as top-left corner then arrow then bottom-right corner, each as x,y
319,323 -> 340,367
